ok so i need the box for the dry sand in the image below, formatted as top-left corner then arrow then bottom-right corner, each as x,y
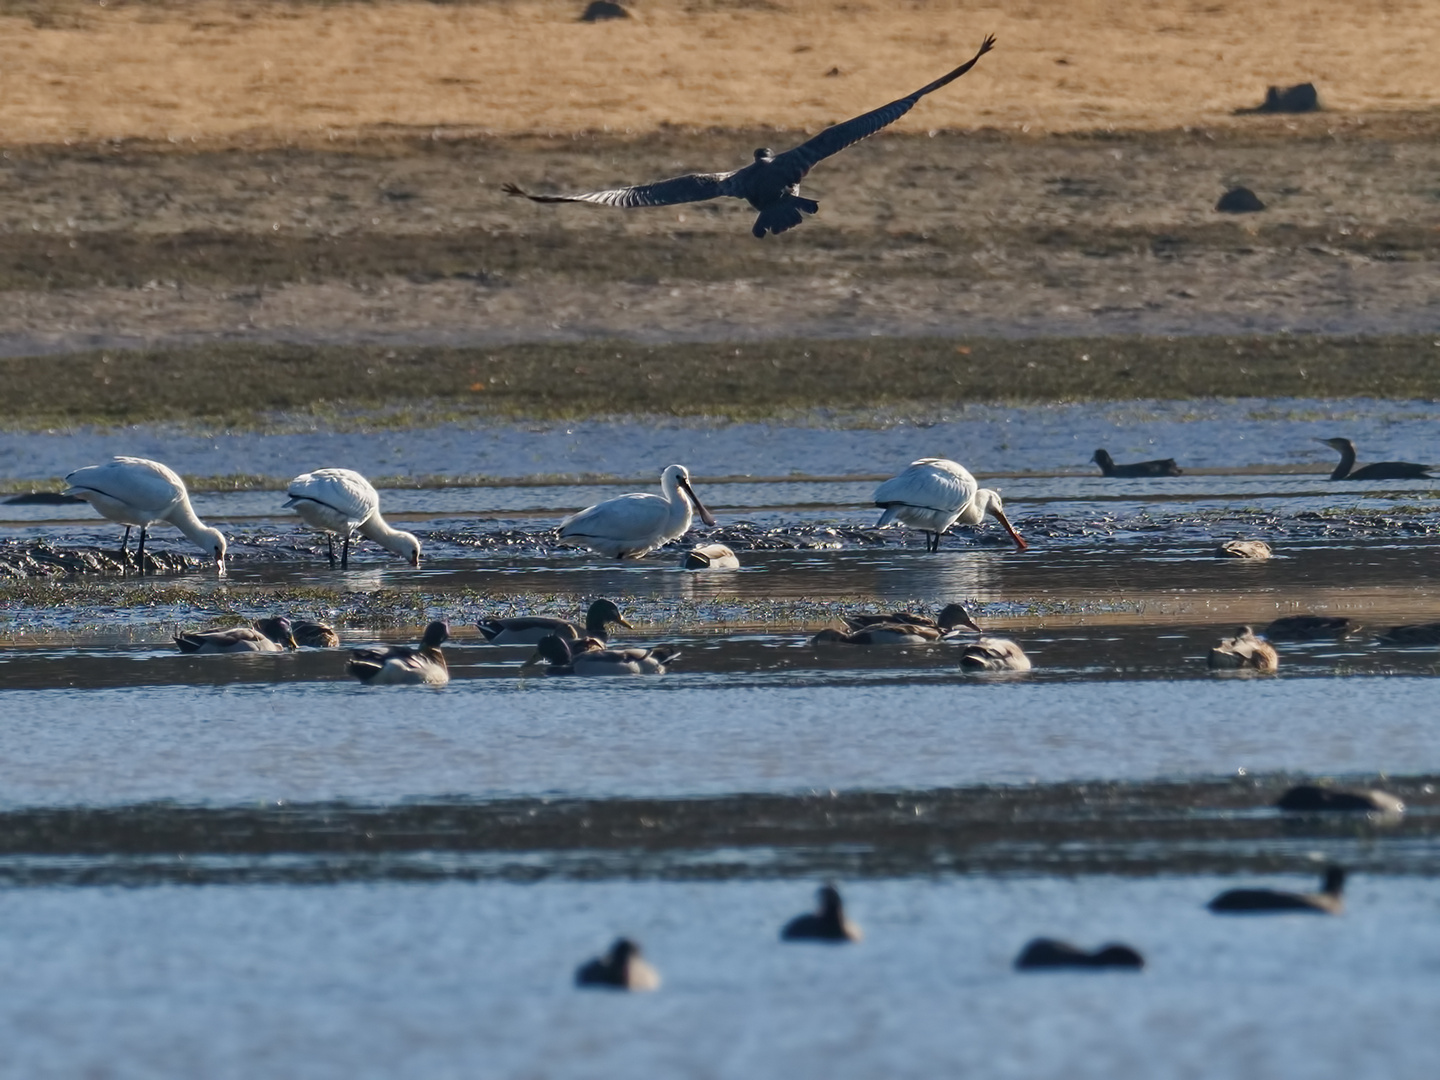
1,0 -> 1438,372
1,0 -> 1438,145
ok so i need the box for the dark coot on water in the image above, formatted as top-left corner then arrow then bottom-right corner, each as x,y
1091,449 -> 1182,477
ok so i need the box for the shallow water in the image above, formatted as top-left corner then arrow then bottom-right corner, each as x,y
3,403 -> 1439,1078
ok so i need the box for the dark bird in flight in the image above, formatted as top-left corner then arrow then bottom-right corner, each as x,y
503,35 -> 995,238
1317,437 -> 1433,481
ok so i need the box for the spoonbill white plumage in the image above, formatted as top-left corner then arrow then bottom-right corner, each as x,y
872,458 -> 1027,553
63,456 -> 227,575
284,468 -> 421,568
558,464 -> 717,559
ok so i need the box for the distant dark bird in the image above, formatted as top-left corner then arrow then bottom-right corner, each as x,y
477,598 -> 632,646
575,938 -> 660,991
174,617 -> 297,654
781,884 -> 862,943
1318,438 -> 1432,481
504,36 -> 995,238
1377,621 -> 1440,646
1236,82 -> 1319,114
1215,186 -> 1265,213
1207,625 -> 1278,671
346,621 -> 450,686
842,602 -> 983,634
1091,449 -> 1182,478
1014,938 -> 1145,970
292,620 -> 340,648
1275,784 -> 1404,814
1208,867 -> 1346,914
1,491 -> 83,505
1263,615 -> 1357,641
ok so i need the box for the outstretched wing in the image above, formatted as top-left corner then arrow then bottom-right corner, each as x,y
769,34 -> 995,185
503,170 -> 739,209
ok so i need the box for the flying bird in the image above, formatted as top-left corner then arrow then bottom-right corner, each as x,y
503,35 -> 995,238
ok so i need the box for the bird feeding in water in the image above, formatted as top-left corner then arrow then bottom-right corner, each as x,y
173,617 -> 298,654
63,456 -> 227,575
504,36 -> 995,238
346,621 -> 451,686
873,458 -> 1026,552
284,468 -> 421,569
558,464 -> 717,559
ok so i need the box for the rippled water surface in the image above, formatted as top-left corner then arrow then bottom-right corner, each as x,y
3,402 -> 1440,1077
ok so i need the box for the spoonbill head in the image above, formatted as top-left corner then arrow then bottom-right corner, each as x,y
285,468 -> 421,568
64,456 -> 227,575
558,464 -> 717,559
873,457 -> 1026,552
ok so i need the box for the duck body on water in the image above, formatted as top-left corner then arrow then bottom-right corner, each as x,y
477,598 -> 632,646
1208,867 -> 1347,914
1091,449 -> 1182,478
1319,437 -> 1433,481
782,884 -> 863,943
1207,626 -> 1279,671
959,637 -> 1031,671
174,617 -> 297,654
873,458 -> 1027,553
842,603 -> 983,634
526,633 -> 678,675
575,938 -> 661,992
285,468 -> 421,568
559,464 -> 717,559
1014,938 -> 1145,970
347,621 -> 450,685
63,456 -> 227,575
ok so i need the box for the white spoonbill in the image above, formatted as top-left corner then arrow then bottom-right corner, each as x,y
63,456 -> 227,575
284,468 -> 421,569
872,458 -> 1027,553
558,464 -> 717,559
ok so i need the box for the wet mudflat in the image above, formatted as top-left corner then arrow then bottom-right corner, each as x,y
3,409 -> 1439,1079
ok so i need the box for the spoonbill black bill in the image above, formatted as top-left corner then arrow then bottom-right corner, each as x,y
558,464 -> 717,559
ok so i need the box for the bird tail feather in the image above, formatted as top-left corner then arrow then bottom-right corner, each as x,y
751,196 -> 819,238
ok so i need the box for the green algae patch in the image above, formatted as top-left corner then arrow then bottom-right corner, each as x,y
3,335 -> 1439,429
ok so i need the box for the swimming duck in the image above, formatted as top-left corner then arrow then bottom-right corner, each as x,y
346,621 -> 450,685
1275,784 -> 1404,814
477,598 -> 632,646
174,616 -> 298,653
1263,615 -> 1357,641
1208,867 -> 1346,914
525,633 -> 678,675
1215,539 -> 1272,559
1207,626 -> 1278,671
1014,938 -> 1145,970
1377,621 -> 1440,646
681,542 -> 741,570
781,884 -> 862,943
575,938 -> 661,991
842,602 -> 983,634
959,637 -> 1031,671
291,620 -> 341,648
811,623 -> 951,646
1091,449 -> 1182,478
1318,438 -> 1432,481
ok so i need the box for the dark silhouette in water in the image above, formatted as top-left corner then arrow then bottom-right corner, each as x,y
1014,938 -> 1144,970
1091,449 -> 1181,477
1208,867 -> 1346,914
1236,83 -> 1319,114
575,938 -> 660,991
1318,437 -> 1432,481
1263,615 -> 1357,640
1216,186 -> 1265,213
1276,785 -> 1403,814
1378,621 -> 1440,646
781,884 -> 862,942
